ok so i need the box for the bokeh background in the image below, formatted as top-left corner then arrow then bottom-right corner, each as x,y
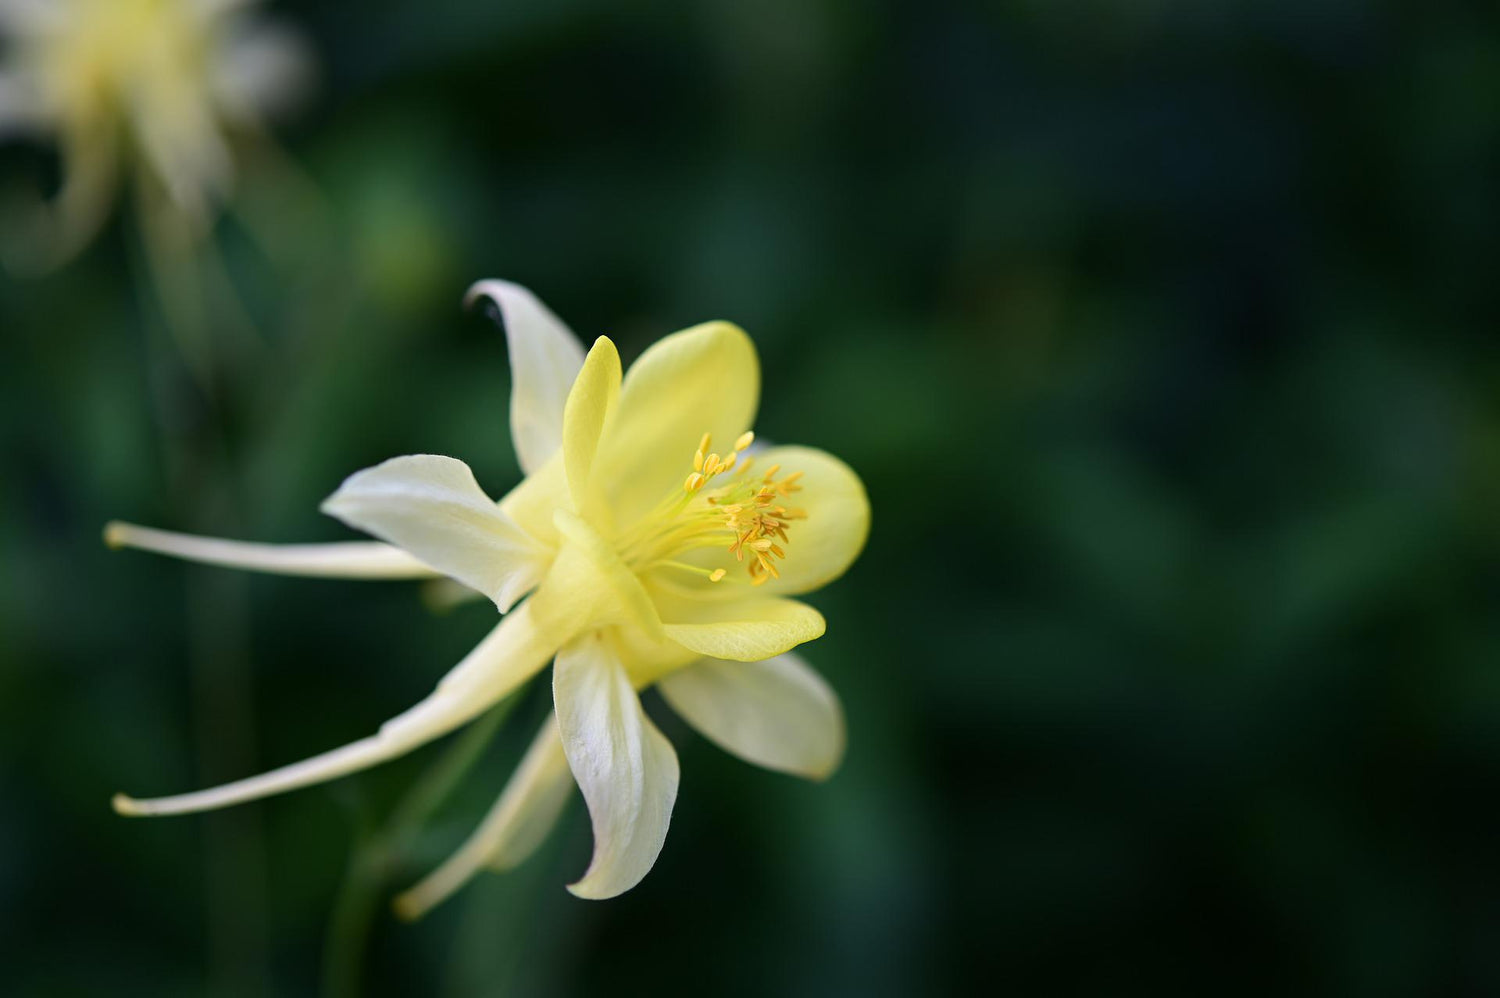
4,1 -> 1500,994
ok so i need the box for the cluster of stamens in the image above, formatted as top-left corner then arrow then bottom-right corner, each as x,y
682,432 -> 807,585
619,430 -> 807,588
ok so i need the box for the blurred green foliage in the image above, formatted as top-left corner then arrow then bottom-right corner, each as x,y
3,1 -> 1500,995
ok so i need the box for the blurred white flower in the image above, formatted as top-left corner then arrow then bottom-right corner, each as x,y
0,0 -> 311,269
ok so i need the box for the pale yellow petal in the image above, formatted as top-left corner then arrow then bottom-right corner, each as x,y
497,451 -> 567,548
660,597 -> 825,663
114,600 -> 559,817
562,337 -> 621,522
103,521 -> 439,579
553,635 -> 679,900
466,280 -> 586,475
550,509 -> 664,641
750,446 -> 868,595
659,652 -> 844,780
594,322 -> 759,528
320,455 -> 547,611
392,715 -> 574,920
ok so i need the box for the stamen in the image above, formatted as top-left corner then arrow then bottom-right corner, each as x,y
623,430 -> 809,586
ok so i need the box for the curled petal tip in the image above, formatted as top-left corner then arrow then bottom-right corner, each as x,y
112,793 -> 144,816
390,893 -> 423,922
565,880 -> 608,901
564,874 -> 635,901
462,278 -> 518,312
103,521 -> 129,549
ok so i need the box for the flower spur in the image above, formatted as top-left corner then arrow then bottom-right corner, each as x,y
106,280 -> 869,912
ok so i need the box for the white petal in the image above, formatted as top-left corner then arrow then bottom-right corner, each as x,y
321,455 -> 547,611
210,22 -> 313,122
466,280 -> 586,475
392,716 -> 573,920
104,521 -> 439,579
0,0 -> 64,34
0,74 -> 44,135
658,652 -> 845,780
189,0 -> 257,20
114,600 -> 559,817
554,636 -> 679,899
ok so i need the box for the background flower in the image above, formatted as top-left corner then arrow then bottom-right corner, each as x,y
0,0 -> 312,271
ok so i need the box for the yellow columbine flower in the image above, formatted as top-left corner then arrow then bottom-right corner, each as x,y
0,0 -> 308,266
106,280 -> 870,912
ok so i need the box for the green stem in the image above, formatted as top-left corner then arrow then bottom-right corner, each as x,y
319,694 -> 520,998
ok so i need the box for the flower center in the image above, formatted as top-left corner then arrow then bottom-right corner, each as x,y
617,431 -> 807,587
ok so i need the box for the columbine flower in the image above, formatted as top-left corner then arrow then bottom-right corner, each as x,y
0,0 -> 309,267
107,280 -> 869,912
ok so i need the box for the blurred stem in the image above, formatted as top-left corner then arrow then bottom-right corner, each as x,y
320,693 -> 520,998
130,213 -> 268,998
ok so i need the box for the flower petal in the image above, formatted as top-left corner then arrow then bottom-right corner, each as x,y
553,635 -> 679,899
0,73 -> 43,134
659,652 -> 845,780
392,715 -> 574,920
103,521 -> 440,579
660,597 -> 825,663
594,322 -> 759,528
113,599 -> 559,817
466,280 -> 586,474
321,455 -> 546,611
737,445 -> 869,596
551,509 -> 664,641
561,337 -> 621,519
0,0 -> 64,35
496,450 -> 567,548
209,21 -> 312,122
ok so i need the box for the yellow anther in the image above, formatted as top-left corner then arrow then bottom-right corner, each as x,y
638,433 -> 810,586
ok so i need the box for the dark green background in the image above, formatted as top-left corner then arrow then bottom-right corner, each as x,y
3,1 -> 1499,994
